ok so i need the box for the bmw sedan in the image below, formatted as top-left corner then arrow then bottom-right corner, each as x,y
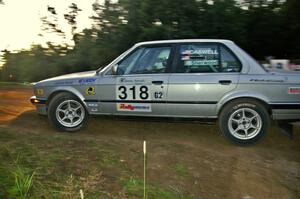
31,39 -> 300,145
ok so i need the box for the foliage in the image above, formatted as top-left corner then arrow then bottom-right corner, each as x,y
9,166 -> 35,199
0,0 -> 299,82
0,148 -> 35,199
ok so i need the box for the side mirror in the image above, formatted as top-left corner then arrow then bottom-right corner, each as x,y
112,64 -> 118,75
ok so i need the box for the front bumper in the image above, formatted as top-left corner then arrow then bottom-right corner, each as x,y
30,96 -> 46,105
30,96 -> 47,115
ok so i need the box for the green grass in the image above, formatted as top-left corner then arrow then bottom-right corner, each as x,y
0,148 -> 35,199
122,176 -> 195,199
10,166 -> 35,199
172,164 -> 190,177
0,127 -> 197,198
0,82 -> 32,88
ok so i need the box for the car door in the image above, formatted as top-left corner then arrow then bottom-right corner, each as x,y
166,42 -> 242,117
97,44 -> 174,116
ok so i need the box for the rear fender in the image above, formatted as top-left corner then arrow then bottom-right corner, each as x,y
217,91 -> 270,114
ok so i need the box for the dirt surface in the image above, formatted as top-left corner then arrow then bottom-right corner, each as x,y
0,86 -> 300,199
0,86 -> 34,123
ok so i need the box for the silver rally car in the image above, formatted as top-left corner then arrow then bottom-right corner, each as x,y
31,39 -> 300,144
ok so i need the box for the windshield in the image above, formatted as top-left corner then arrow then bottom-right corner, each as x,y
96,47 -> 134,74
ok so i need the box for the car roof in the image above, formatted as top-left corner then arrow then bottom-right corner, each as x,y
135,39 -> 234,46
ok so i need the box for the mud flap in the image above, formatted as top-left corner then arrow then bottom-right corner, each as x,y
277,121 -> 294,139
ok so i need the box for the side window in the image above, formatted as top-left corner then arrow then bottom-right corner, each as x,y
117,46 -> 171,75
219,46 -> 241,72
176,43 -> 241,73
177,44 -> 219,73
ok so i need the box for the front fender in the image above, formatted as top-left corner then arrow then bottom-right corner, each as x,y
47,86 -> 87,108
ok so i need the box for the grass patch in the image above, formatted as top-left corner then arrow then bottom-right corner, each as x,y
123,176 -> 195,199
0,128 -> 126,198
100,151 -> 120,167
0,127 -> 197,198
172,164 -> 189,177
0,129 -> 16,141
0,82 -> 32,88
0,148 -> 36,199
10,165 -> 35,199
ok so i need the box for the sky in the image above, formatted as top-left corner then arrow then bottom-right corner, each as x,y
0,0 -> 278,55
0,0 -> 97,52
0,0 -> 276,52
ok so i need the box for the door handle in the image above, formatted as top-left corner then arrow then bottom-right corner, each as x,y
219,80 -> 232,85
152,81 -> 164,85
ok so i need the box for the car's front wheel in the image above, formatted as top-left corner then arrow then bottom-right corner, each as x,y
48,92 -> 87,131
219,99 -> 270,145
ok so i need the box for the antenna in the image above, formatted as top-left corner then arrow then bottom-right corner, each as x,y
143,140 -> 147,199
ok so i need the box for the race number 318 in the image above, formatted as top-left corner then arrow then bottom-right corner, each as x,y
117,85 -> 150,100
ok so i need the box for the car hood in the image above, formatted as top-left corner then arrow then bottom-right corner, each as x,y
36,70 -> 97,86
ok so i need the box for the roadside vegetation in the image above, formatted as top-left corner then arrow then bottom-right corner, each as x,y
0,82 -> 31,87
0,0 -> 299,82
0,127 -> 196,198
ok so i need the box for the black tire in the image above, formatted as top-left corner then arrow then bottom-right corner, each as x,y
48,92 -> 88,132
219,99 -> 270,145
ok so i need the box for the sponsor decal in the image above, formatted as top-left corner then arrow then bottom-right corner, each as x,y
120,77 -> 126,83
182,56 -> 190,60
117,103 -> 151,112
182,49 -> 218,55
249,78 -> 284,83
85,86 -> 96,95
288,87 -> 300,94
37,88 -> 44,95
117,77 -> 151,85
181,48 -> 218,62
79,78 -> 97,85
87,103 -> 98,107
184,60 -> 218,66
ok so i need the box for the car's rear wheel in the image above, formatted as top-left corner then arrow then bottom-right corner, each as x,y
48,92 -> 87,131
219,99 -> 269,145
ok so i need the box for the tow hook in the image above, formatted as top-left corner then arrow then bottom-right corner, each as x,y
277,121 -> 294,139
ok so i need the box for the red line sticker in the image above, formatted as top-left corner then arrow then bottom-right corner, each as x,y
288,87 -> 300,94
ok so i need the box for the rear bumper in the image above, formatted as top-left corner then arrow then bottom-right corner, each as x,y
271,103 -> 300,120
30,96 -> 47,115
